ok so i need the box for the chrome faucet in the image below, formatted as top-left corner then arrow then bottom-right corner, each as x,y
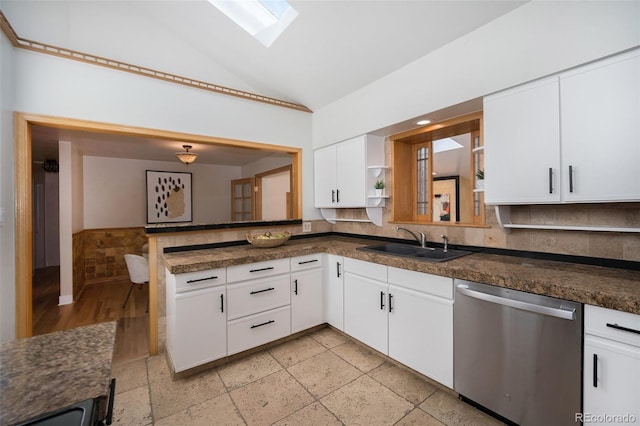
396,226 -> 427,248
441,234 -> 449,252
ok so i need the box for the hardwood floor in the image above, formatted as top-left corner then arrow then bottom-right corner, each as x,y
32,266 -> 149,363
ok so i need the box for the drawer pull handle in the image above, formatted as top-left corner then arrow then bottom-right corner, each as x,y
250,287 -> 275,295
606,323 -> 640,335
251,319 -> 275,329
298,259 -> 319,265
250,267 -> 275,273
593,353 -> 598,388
187,276 -> 218,284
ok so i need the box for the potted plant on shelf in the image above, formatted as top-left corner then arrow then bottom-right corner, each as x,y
374,179 -> 385,196
475,169 -> 484,190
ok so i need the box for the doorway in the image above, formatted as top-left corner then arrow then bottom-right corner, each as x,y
255,165 -> 292,220
14,112 -> 303,356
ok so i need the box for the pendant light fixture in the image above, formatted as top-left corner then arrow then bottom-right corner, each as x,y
176,144 -> 198,165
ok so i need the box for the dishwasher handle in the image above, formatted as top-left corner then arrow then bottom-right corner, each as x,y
456,284 -> 576,320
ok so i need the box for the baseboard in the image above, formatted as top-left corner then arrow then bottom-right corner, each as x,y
58,294 -> 73,305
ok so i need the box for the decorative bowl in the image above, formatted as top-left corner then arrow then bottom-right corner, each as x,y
246,231 -> 292,248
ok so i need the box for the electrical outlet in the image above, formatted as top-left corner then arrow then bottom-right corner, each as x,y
302,222 -> 312,232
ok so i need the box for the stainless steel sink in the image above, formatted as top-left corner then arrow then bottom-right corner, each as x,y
359,243 -> 472,262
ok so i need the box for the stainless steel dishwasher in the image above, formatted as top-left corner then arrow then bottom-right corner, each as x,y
454,280 -> 582,426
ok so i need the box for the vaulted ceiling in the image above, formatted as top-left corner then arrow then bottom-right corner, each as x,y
2,0 -> 526,165
1,0 -> 526,111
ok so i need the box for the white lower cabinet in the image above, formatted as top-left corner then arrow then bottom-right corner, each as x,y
387,267 -> 453,388
324,254 -> 345,330
343,259 -> 454,388
166,252 -> 455,388
291,254 -> 324,333
225,275 -> 291,321
583,305 -> 640,424
344,268 -> 389,354
166,270 -> 227,373
227,305 -> 291,355
226,259 -> 292,355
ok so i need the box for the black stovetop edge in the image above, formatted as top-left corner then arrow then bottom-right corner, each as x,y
163,231 -> 640,271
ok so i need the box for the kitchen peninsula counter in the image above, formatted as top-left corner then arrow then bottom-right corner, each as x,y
163,235 -> 640,315
0,322 -> 116,425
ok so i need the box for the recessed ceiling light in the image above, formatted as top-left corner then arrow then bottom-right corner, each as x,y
417,119 -> 431,125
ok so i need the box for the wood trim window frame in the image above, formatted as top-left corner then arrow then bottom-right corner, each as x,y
390,111 -> 485,226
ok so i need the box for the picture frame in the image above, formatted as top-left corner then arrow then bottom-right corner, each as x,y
433,176 -> 460,223
146,170 -> 192,224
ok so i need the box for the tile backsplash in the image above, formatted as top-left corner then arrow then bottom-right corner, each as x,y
332,203 -> 640,262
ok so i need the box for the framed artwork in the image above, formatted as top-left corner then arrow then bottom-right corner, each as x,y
146,170 -> 192,224
433,176 -> 460,223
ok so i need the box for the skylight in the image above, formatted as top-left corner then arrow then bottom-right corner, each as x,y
208,0 -> 298,47
433,137 -> 464,154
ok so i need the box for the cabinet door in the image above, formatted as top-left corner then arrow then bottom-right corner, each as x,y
344,272 -> 388,354
336,136 -> 367,207
560,50 -> 640,202
324,254 -> 344,330
291,268 -> 324,333
314,145 -> 337,208
388,285 -> 453,388
584,336 -> 640,424
172,286 -> 226,372
484,76 -> 561,204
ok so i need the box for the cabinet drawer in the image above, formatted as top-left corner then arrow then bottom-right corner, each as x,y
173,268 -> 227,292
290,254 -> 323,272
343,257 -> 387,282
227,306 -> 291,355
388,267 -> 453,300
227,258 -> 290,283
585,305 -> 640,347
227,275 -> 290,320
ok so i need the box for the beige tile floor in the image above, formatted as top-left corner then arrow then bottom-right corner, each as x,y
111,327 -> 504,426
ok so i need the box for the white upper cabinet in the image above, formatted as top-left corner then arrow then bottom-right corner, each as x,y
560,49 -> 640,202
484,76 -> 561,204
314,134 -> 384,208
484,48 -> 640,205
313,145 -> 339,207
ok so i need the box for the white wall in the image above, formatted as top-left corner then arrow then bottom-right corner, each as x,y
72,143 -> 84,233
2,33 -> 312,341
262,170 -> 290,220
1,30 -> 16,343
58,141 -> 73,304
44,171 -> 60,267
241,155 -> 292,178
83,156 -> 242,228
313,1 -> 640,147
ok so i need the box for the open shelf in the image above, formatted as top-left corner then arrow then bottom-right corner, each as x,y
494,205 -> 640,234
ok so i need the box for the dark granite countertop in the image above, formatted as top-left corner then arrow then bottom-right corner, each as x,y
163,236 -> 640,315
0,322 -> 116,425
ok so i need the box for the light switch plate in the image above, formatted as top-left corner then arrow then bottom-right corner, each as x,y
302,222 -> 312,232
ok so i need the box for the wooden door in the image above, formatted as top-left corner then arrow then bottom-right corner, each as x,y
231,178 -> 254,221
